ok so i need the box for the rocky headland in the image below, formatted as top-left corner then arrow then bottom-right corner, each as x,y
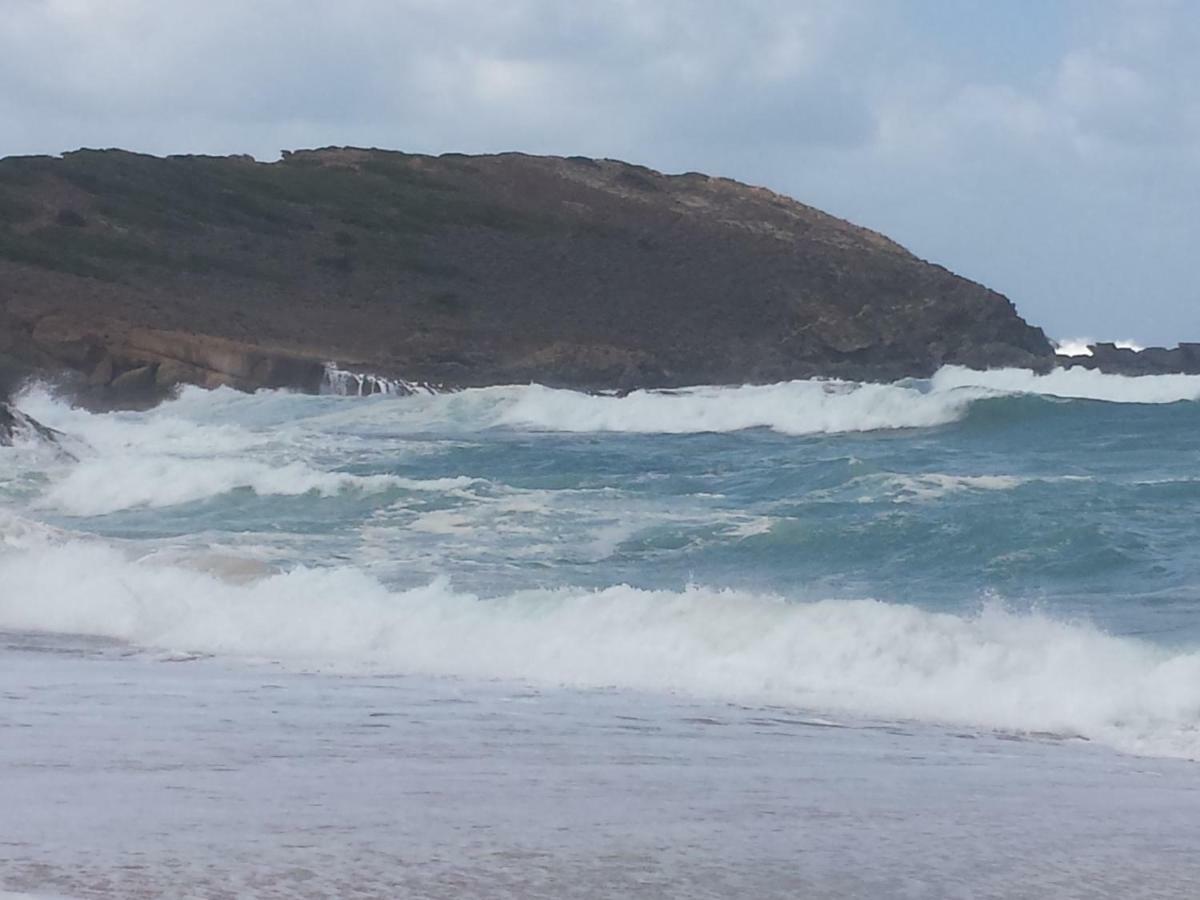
0,147 -> 1059,406
1056,342 -> 1200,376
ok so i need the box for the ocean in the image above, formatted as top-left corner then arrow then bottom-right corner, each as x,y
3,366 -> 1200,898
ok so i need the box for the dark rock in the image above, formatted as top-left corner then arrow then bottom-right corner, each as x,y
0,147 -> 1056,401
89,354 -> 115,386
109,364 -> 159,396
0,402 -> 60,447
1059,343 -> 1200,376
55,209 -> 87,228
154,359 -> 204,391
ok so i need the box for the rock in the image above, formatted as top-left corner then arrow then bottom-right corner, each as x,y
123,329 -> 327,392
89,354 -> 115,386
0,147 -> 1056,401
154,359 -> 203,391
109,364 -> 159,397
0,403 -> 16,446
0,402 -> 60,448
1058,343 -> 1200,376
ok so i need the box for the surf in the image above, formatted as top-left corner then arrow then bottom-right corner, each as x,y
2,532 -> 1199,761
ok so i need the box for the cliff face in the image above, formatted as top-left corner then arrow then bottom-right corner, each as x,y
0,147 -> 1052,401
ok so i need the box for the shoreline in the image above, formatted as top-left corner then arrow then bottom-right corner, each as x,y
5,338 -> 1200,413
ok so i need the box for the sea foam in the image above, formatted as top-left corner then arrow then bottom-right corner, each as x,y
2,537 -> 1199,760
33,457 -> 450,517
490,366 -> 1200,434
12,366 -> 1200,449
9,365 -> 1199,515
931,365 -> 1200,404
359,367 -> 1200,436
493,380 -> 981,435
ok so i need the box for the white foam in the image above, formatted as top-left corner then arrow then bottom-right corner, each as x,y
931,365 -> 1200,404
494,380 -> 982,435
33,454 -> 477,516
14,384 -> 269,455
321,362 -> 439,397
1055,338 -> 1147,357
3,539 -> 1198,760
351,367 -> 1200,437
1055,339 -> 1095,357
12,385 -> 479,514
15,364 -> 1197,517
34,457 -> 411,516
0,512 -> 78,550
18,363 -> 1198,452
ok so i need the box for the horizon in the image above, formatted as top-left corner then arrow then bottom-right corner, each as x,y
3,1 -> 1196,344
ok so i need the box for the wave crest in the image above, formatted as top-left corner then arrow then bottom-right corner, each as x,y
2,538 -> 1198,760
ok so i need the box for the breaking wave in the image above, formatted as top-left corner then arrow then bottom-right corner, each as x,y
930,366 -> 1200,405
5,365 -> 1199,516
33,457 -> 474,517
10,366 -> 1200,446
493,380 -> 976,435
1,533 -> 1198,760
1054,338 -> 1147,357
329,365 -> 1200,435
496,366 -> 1200,434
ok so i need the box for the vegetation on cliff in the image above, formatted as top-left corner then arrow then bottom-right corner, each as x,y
0,147 -> 1052,401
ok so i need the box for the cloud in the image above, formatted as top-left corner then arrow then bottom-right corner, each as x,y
0,0 -> 1196,341
0,0 -> 883,157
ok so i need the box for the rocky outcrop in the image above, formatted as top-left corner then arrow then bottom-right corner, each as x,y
4,309 -> 327,407
0,402 -> 59,447
0,147 -> 1054,402
1058,343 -> 1200,376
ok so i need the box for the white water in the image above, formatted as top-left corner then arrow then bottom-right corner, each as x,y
308,365 -> 1200,436
321,362 -> 439,397
35,459 -> 404,516
931,365 -> 1200,404
493,379 -> 981,434
8,365 -> 1200,899
14,367 -> 1200,457
1055,338 -> 1147,357
2,530 -> 1198,760
4,366 -> 1200,760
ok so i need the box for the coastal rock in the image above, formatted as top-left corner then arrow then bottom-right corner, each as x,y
108,364 -> 159,397
0,147 -> 1055,400
0,402 -> 59,447
1057,343 -> 1200,376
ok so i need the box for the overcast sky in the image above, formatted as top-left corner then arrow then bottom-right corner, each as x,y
3,0 -> 1196,343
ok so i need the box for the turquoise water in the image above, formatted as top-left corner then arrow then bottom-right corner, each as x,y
5,367 -> 1200,897
3,367 -> 1200,758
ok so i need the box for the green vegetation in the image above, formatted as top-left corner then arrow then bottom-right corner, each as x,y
0,216 -> 257,282
0,149 -> 556,281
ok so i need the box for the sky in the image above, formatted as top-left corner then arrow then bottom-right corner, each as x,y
2,0 -> 1197,344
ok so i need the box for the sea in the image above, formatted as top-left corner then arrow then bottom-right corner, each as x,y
2,364 -> 1200,899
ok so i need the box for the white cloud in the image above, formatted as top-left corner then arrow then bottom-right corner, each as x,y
0,0 -> 1196,342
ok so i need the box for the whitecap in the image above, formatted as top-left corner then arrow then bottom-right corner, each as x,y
4,539 -> 1200,760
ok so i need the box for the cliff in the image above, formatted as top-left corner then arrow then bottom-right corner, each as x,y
0,147 -> 1053,403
